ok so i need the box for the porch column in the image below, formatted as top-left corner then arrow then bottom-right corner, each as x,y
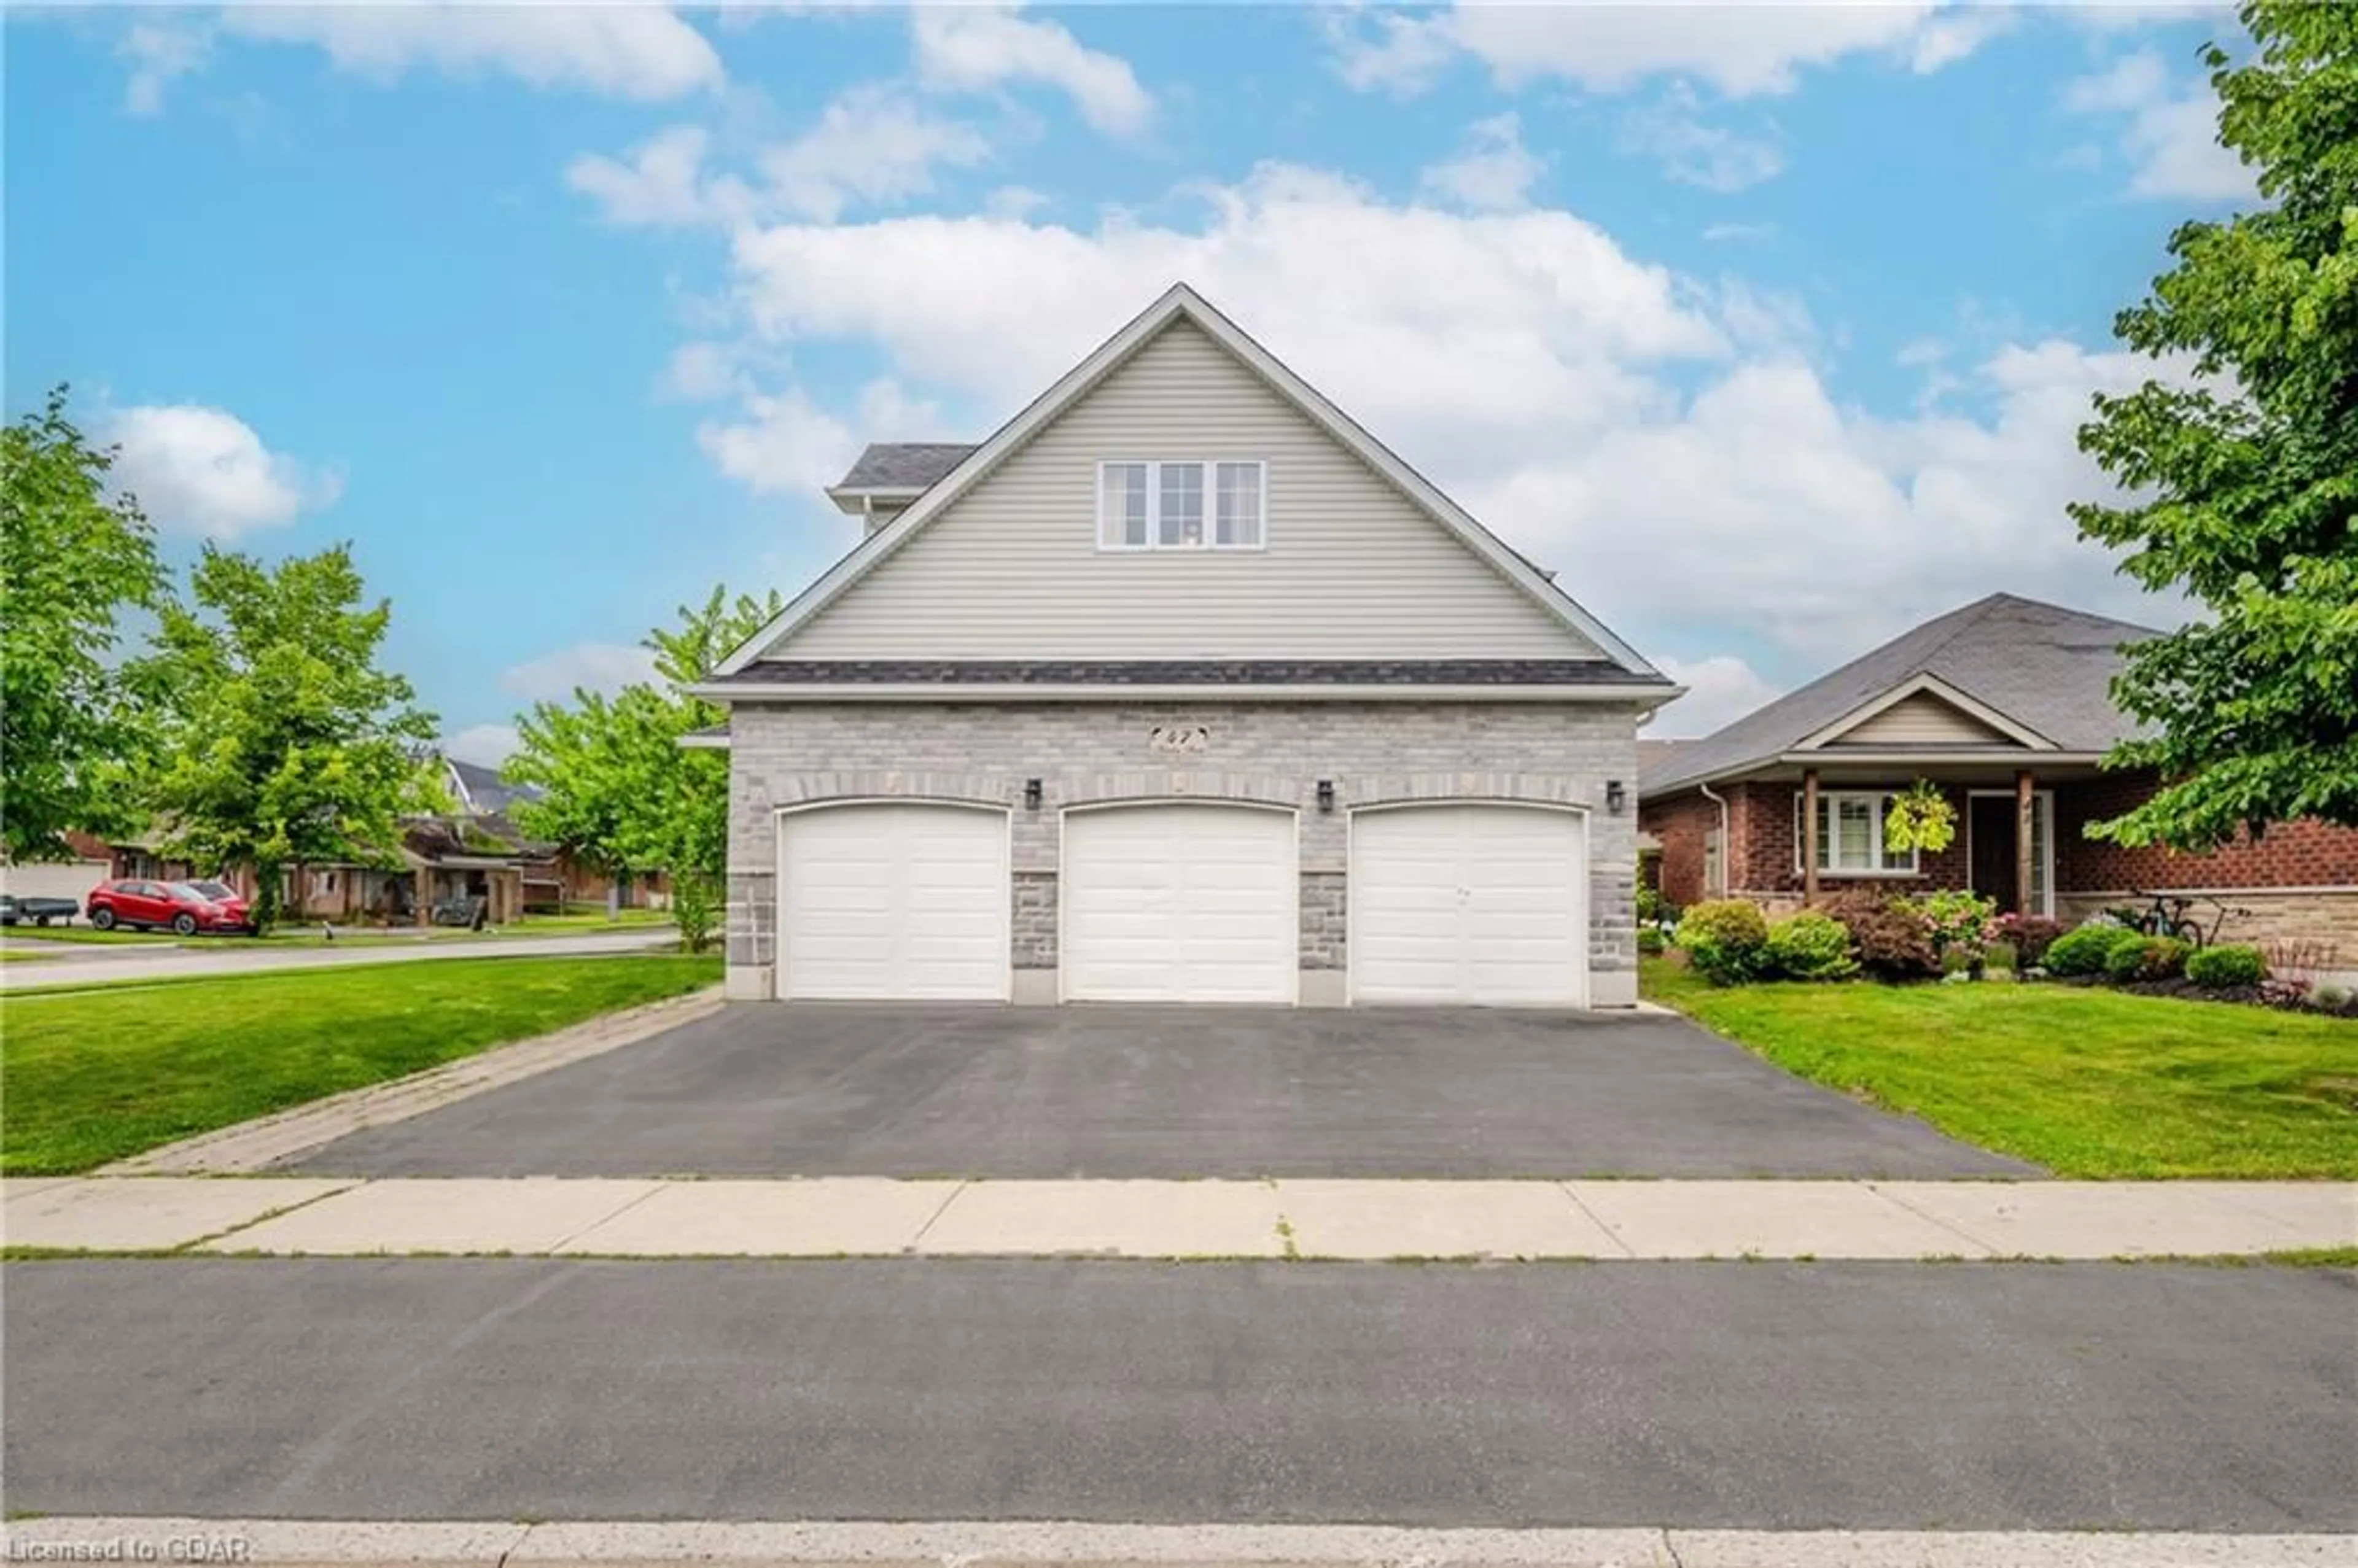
1801,768 -> 1821,904
414,866 -> 432,928
2015,769 -> 2036,917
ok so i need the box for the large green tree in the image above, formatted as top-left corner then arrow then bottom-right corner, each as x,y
507,586 -> 780,951
2071,1 -> 2358,848
0,387 -> 168,859
142,544 -> 440,929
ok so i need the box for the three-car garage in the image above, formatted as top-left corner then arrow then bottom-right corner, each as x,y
773,798 -> 1590,1008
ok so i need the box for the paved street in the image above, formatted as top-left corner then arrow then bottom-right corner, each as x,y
286,1003 -> 2033,1179
5,1257 -> 2351,1529
0,929 -> 676,991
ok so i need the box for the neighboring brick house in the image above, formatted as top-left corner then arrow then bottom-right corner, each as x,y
691,283 -> 1675,1007
1637,593 -> 2358,963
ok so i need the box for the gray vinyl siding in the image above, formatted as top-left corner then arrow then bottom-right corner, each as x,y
776,319 -> 1599,662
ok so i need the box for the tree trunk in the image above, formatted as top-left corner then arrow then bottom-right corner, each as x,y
607,872 -> 621,921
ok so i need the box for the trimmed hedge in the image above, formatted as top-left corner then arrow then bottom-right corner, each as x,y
2185,944 -> 2267,988
1764,910 -> 1859,981
2046,923 -> 2143,977
2106,934 -> 2191,982
1675,899 -> 1770,986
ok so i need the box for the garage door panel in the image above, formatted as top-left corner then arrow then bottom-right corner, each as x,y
1350,805 -> 1587,1007
1063,805 -> 1296,1003
779,804 -> 1010,1001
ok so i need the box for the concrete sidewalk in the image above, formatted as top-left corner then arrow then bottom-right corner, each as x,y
6,1518 -> 2351,1567
6,1174 -> 2350,1259
0,929 -> 675,992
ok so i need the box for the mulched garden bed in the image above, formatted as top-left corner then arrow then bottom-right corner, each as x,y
2100,975 -> 2358,1019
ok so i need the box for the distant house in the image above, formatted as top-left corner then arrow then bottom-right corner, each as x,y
1637,593 -> 2358,961
82,752 -> 667,925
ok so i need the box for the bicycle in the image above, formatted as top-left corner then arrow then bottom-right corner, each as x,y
2117,890 -> 2254,948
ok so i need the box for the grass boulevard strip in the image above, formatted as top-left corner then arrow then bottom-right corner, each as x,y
0,955 -> 720,1174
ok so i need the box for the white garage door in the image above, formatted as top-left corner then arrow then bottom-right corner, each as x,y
1062,805 -> 1296,1003
1350,805 -> 1587,1007
777,804 -> 1009,1000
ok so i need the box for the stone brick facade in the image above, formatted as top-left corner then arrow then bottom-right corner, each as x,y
726,699 -> 1641,1004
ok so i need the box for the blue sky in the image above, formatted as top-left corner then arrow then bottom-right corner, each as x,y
6,2 -> 2253,754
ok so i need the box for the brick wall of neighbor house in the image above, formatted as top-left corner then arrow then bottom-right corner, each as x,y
2052,770 -> 2358,966
1724,780 -> 1971,907
2055,771 -> 2358,891
726,699 -> 1642,1004
1640,790 -> 1723,908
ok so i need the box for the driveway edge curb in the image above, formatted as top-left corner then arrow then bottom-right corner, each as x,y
97,986 -> 725,1176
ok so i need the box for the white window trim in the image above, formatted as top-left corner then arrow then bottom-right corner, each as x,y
1097,460 -> 1267,553
1793,789 -> 1922,877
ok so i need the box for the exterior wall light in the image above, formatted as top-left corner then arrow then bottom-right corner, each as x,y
1024,778 -> 1043,811
1605,779 -> 1627,814
1316,780 -> 1336,813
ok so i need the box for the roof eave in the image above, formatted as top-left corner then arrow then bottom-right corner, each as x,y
691,681 -> 1680,704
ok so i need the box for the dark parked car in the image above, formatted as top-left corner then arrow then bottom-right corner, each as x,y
85,879 -> 256,936
0,893 -> 81,926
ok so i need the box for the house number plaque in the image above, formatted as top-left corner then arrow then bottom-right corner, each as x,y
1148,724 -> 1212,755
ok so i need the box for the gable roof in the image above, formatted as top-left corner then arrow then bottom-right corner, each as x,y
1640,593 -> 2166,797
833,443 -> 976,492
710,282 -> 1662,681
445,755 -> 539,817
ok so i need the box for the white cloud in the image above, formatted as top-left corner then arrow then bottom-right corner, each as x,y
1651,655 -> 1784,739
442,723 -> 522,768
696,387 -> 860,497
1621,90 -> 1786,192
497,642 -> 659,703
106,404 -> 338,539
2063,50 -> 2253,201
1419,113 -> 1544,212
216,4 -> 723,100
1329,1 -> 1984,99
909,5 -> 1151,136
569,90 -> 991,229
761,85 -> 994,222
568,125 -> 745,227
117,21 -> 209,115
701,165 -> 2186,663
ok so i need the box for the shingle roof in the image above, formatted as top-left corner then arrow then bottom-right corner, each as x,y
833,443 -> 977,491
711,659 -> 1670,688
1639,593 -> 2166,798
448,756 -> 540,816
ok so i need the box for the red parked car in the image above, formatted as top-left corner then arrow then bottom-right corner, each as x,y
85,880 -> 256,936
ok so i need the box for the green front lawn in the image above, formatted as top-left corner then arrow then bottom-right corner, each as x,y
0,953 -> 720,1174
1643,956 -> 2358,1179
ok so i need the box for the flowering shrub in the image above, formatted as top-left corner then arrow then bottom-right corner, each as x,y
1764,911 -> 1859,980
1916,889 -> 2001,964
1675,899 -> 1769,986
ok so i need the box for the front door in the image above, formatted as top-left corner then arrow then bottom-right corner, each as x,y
1969,797 -> 2017,912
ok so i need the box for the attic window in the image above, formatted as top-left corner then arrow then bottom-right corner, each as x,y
1099,460 -> 1264,551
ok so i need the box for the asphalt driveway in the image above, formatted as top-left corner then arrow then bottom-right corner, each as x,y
287,1004 -> 2032,1179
